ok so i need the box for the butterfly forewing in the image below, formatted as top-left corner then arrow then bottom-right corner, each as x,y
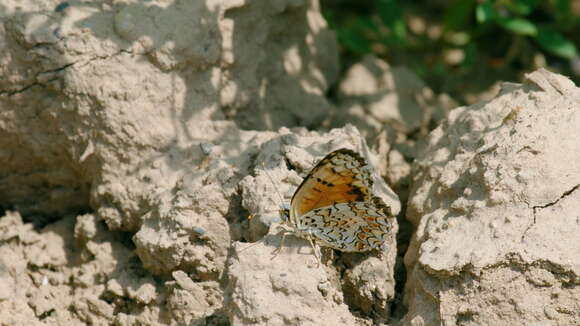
290,149 -> 373,218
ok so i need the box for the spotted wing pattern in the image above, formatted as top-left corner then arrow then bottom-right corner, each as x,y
289,149 -> 373,219
294,197 -> 392,252
287,148 -> 394,252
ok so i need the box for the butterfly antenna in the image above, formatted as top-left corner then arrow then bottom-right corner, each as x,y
260,162 -> 286,205
236,238 -> 265,253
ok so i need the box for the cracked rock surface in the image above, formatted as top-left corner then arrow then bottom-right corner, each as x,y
1,0 -> 579,325
403,69 -> 580,326
0,0 -> 337,225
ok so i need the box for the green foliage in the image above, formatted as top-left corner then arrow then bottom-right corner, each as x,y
472,0 -> 578,58
535,26 -> 578,58
323,1 -> 409,55
377,0 -> 407,43
444,0 -> 476,31
323,0 -> 580,90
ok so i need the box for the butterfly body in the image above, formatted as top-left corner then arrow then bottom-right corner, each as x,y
281,148 -> 394,252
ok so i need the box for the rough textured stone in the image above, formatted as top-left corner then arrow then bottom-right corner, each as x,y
226,235 -> 361,326
0,0 -> 337,229
1,0 -> 576,325
331,55 -> 455,139
228,125 -> 400,324
403,69 -> 580,325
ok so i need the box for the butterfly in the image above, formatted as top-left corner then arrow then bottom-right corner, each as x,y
278,148 -> 394,254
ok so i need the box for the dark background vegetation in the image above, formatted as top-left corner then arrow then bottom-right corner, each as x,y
322,0 -> 580,104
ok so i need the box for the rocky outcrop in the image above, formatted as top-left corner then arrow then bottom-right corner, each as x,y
403,69 -> 580,326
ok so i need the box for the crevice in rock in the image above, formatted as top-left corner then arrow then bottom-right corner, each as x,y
0,69 -> 65,97
0,48 -> 134,97
0,81 -> 42,96
204,310 -> 230,326
532,184 -> 580,213
500,253 -> 579,286
41,62 -> 77,75
37,308 -> 56,320
283,155 -> 296,172
389,208 -> 412,321
225,188 -> 250,243
522,184 -> 580,240
455,309 -> 478,324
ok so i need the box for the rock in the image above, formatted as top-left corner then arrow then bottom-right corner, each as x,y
228,125 -> 400,323
0,0 -> 337,228
341,253 -> 397,322
0,1 -> 342,324
403,68 -> 580,325
166,278 -> 220,325
3,0 -> 577,324
74,213 -> 99,244
332,55 -> 456,140
226,236 -> 361,325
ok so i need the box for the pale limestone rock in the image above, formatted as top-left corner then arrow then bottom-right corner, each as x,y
403,69 -> 580,325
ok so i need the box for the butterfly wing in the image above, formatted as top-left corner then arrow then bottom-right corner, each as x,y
289,149 -> 374,220
295,197 -> 393,252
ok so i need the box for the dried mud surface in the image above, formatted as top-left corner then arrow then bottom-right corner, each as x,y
1,1 -> 578,325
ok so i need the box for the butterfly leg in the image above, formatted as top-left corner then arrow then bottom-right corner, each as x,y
271,228 -> 289,259
306,235 -> 322,268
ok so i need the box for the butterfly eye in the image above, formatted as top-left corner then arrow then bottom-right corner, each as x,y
278,203 -> 290,222
278,208 -> 288,221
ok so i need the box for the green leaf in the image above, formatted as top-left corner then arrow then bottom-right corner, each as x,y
534,27 -> 578,59
554,0 -> 570,16
321,9 -> 338,29
337,28 -> 372,55
377,0 -> 402,26
444,0 -> 477,31
432,63 -> 446,76
552,0 -> 576,28
505,0 -> 539,16
354,16 -> 378,34
476,2 -> 496,23
376,0 -> 407,40
462,43 -> 477,67
498,17 -> 538,35
391,19 -> 407,40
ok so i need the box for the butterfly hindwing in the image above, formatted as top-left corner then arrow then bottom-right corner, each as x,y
296,197 -> 392,252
